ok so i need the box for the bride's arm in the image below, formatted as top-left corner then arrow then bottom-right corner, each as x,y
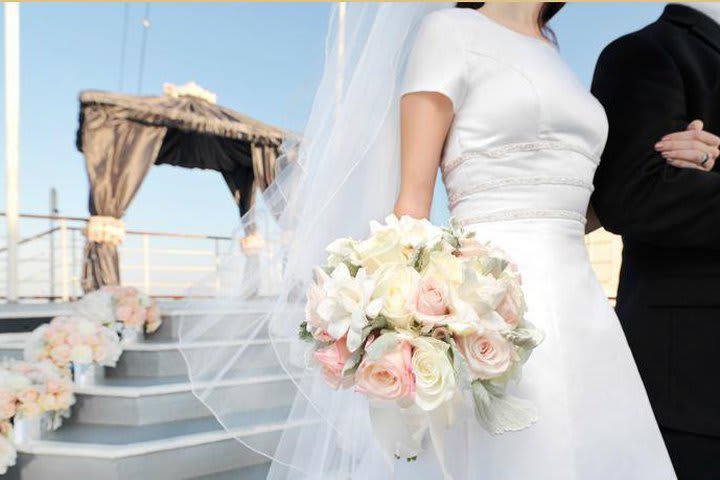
394,92 -> 455,219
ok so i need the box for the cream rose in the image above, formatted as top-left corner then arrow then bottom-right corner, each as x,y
372,265 -> 420,330
456,330 -> 517,380
70,345 -> 93,365
422,249 -> 464,286
313,336 -> 354,390
326,237 -> 360,268
355,227 -> 409,274
411,337 -> 456,411
317,264 -> 381,351
355,341 -> 415,402
394,215 -> 443,248
411,276 -> 451,332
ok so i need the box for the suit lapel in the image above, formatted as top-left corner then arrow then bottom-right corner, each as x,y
662,4 -> 720,56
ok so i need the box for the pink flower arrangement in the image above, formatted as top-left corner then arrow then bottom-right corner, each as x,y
24,315 -> 123,371
0,360 -> 75,429
300,215 -> 544,459
74,286 -> 162,336
102,286 -> 162,334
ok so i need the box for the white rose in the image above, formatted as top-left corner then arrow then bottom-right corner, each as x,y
73,290 -> 115,326
326,238 -> 360,268
411,337 -> 456,411
457,263 -> 507,324
98,328 -> 123,367
317,264 -> 382,351
70,345 -> 93,365
75,319 -> 98,336
355,226 -> 410,274
445,294 -> 482,336
0,434 -> 16,474
422,249 -> 464,286
372,265 -> 420,330
3,372 -> 30,393
395,215 -> 443,248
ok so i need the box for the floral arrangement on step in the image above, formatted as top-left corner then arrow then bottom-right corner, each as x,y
0,360 -> 76,473
0,360 -> 75,430
24,315 -> 123,372
300,215 -> 544,461
74,286 -> 162,338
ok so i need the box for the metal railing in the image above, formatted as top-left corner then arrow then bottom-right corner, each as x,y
0,213 -> 233,302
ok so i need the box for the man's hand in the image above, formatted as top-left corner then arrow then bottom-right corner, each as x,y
655,119 -> 720,171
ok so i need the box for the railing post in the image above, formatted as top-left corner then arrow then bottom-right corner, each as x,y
143,234 -> 150,294
214,238 -> 222,293
71,228 -> 78,299
4,4 -> 20,303
49,188 -> 57,301
59,219 -> 69,302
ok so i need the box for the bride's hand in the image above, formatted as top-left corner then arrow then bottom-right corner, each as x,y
655,119 -> 720,171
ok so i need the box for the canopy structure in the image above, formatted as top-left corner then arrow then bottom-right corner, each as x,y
76,86 -> 286,292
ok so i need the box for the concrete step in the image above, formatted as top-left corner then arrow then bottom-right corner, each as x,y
0,337 -> 291,379
191,463 -> 269,480
9,407 -> 294,480
67,369 -> 295,426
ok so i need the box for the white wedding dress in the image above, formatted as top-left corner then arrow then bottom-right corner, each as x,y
388,8 -> 677,479
182,6 -> 678,480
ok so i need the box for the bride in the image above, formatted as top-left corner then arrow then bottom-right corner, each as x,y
180,3 -> 714,479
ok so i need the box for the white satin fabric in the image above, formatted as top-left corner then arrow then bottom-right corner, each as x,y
391,8 -> 677,480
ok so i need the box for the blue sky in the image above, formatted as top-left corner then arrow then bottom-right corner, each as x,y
1,2 -> 667,236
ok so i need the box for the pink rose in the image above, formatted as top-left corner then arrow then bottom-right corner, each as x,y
145,305 -> 161,333
305,269 -> 333,341
55,392 -> 74,410
115,303 -> 132,323
66,332 -> 84,347
412,277 -> 451,331
45,379 -> 62,394
17,400 -> 41,418
0,391 -> 16,421
355,341 -> 415,402
456,330 -> 517,380
0,421 -> 11,436
18,388 -> 40,405
92,344 -> 107,363
313,337 -> 354,390
497,280 -> 525,328
49,345 -> 72,367
456,237 -> 490,258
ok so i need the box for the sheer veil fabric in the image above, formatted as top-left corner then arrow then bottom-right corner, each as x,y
178,3 -> 453,478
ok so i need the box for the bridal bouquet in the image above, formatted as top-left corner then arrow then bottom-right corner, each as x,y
0,360 -> 75,430
74,286 -> 162,336
300,215 -> 543,458
24,315 -> 123,371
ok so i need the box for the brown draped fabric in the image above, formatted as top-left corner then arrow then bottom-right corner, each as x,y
76,90 -> 285,292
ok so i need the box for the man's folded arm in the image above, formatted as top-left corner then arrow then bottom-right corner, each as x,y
591,35 -> 720,248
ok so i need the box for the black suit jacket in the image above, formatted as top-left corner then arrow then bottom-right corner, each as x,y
592,5 -> 720,437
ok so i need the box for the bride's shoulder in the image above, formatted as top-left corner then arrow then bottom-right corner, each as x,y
419,7 -> 479,31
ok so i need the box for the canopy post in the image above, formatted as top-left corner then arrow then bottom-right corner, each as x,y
4,3 -> 20,303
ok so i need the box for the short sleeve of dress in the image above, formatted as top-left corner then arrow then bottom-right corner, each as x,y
401,11 -> 467,111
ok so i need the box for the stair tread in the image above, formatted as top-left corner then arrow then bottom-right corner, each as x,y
74,367 -> 291,397
17,406 -> 296,458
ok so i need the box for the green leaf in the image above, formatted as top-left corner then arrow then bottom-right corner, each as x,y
298,321 -> 313,342
365,332 -> 399,361
342,348 -> 363,375
361,316 -> 388,343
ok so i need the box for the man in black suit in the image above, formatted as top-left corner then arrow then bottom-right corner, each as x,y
591,4 -> 720,478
